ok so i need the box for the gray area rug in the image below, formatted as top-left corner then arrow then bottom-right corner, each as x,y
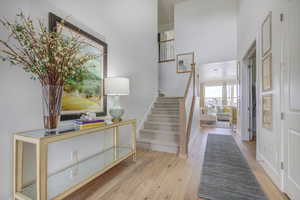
198,134 -> 268,200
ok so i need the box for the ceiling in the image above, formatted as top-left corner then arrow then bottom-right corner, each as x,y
199,61 -> 237,83
158,0 -> 188,26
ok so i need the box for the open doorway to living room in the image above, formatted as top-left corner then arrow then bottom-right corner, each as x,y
199,61 -> 238,130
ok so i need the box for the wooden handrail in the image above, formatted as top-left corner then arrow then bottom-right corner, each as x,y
184,72 -> 193,99
179,64 -> 196,158
186,96 -> 195,142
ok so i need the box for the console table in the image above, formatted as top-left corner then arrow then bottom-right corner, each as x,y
13,119 -> 136,200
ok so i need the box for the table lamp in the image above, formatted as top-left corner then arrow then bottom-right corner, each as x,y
105,77 -> 130,122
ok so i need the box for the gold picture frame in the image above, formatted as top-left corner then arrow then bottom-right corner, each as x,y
176,52 -> 195,73
262,12 -> 272,57
262,53 -> 272,91
262,94 -> 273,129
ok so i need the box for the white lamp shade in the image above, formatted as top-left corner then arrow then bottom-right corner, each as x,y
105,77 -> 130,96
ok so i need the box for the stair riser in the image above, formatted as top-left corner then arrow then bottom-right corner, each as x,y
144,122 -> 180,127
147,118 -> 179,123
148,116 -> 179,120
140,129 -> 179,135
140,129 -> 179,139
148,115 -> 179,119
157,98 -> 179,101
137,142 -> 178,154
152,111 -> 179,115
154,105 -> 179,110
144,124 -> 179,131
156,100 -> 179,104
152,108 -> 179,112
158,97 -> 181,99
156,101 -> 179,104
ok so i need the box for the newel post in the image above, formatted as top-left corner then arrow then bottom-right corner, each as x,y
191,63 -> 196,97
179,98 -> 187,158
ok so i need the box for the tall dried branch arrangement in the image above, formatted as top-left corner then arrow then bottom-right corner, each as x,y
0,13 -> 96,86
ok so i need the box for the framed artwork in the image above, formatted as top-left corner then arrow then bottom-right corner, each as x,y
262,12 -> 272,57
176,52 -> 195,73
49,13 -> 107,120
262,53 -> 272,91
262,95 -> 273,129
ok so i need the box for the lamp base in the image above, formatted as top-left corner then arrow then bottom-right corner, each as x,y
111,117 -> 122,123
109,96 -> 125,123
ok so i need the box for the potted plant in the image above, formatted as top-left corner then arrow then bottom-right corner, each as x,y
0,13 -> 96,133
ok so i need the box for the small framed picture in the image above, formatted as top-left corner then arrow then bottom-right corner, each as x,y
262,12 -> 272,57
262,53 -> 272,91
176,52 -> 195,73
262,94 -> 272,129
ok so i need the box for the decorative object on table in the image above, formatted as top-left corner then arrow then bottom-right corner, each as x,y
262,53 -> 272,91
105,77 -> 130,123
0,13 -> 96,133
74,118 -> 106,130
49,13 -> 108,121
261,12 -> 272,57
80,111 -> 97,121
262,94 -> 272,129
75,118 -> 105,125
176,52 -> 195,73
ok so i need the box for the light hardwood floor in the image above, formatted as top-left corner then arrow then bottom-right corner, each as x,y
64,127 -> 288,200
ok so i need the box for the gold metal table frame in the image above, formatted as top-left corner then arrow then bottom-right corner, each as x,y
13,120 -> 137,200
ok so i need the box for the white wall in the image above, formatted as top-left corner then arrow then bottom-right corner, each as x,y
175,0 -> 238,64
237,0 -> 286,189
0,0 -> 158,198
159,61 -> 189,97
159,0 -> 238,97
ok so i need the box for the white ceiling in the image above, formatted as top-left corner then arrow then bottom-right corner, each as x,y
199,61 -> 237,83
158,0 -> 188,26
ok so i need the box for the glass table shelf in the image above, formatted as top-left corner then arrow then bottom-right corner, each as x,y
21,146 -> 132,200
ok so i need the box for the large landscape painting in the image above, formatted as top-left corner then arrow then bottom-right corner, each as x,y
49,13 -> 107,120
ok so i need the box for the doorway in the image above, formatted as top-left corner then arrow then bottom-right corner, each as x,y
248,51 -> 257,141
242,41 -> 258,142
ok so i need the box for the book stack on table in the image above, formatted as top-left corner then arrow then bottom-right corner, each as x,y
75,119 -> 106,130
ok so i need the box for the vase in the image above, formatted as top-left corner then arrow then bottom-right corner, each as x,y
42,84 -> 63,134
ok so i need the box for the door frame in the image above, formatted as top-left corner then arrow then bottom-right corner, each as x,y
247,52 -> 257,141
240,40 -> 260,142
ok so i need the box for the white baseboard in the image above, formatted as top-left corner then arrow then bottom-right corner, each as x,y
257,152 -> 282,190
137,94 -> 158,138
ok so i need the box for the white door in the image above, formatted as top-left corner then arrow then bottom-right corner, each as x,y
283,0 -> 300,199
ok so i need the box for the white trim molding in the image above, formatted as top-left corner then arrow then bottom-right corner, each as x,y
257,152 -> 282,189
137,94 -> 158,138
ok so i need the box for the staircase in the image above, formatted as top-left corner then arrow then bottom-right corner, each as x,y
138,97 -> 180,153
